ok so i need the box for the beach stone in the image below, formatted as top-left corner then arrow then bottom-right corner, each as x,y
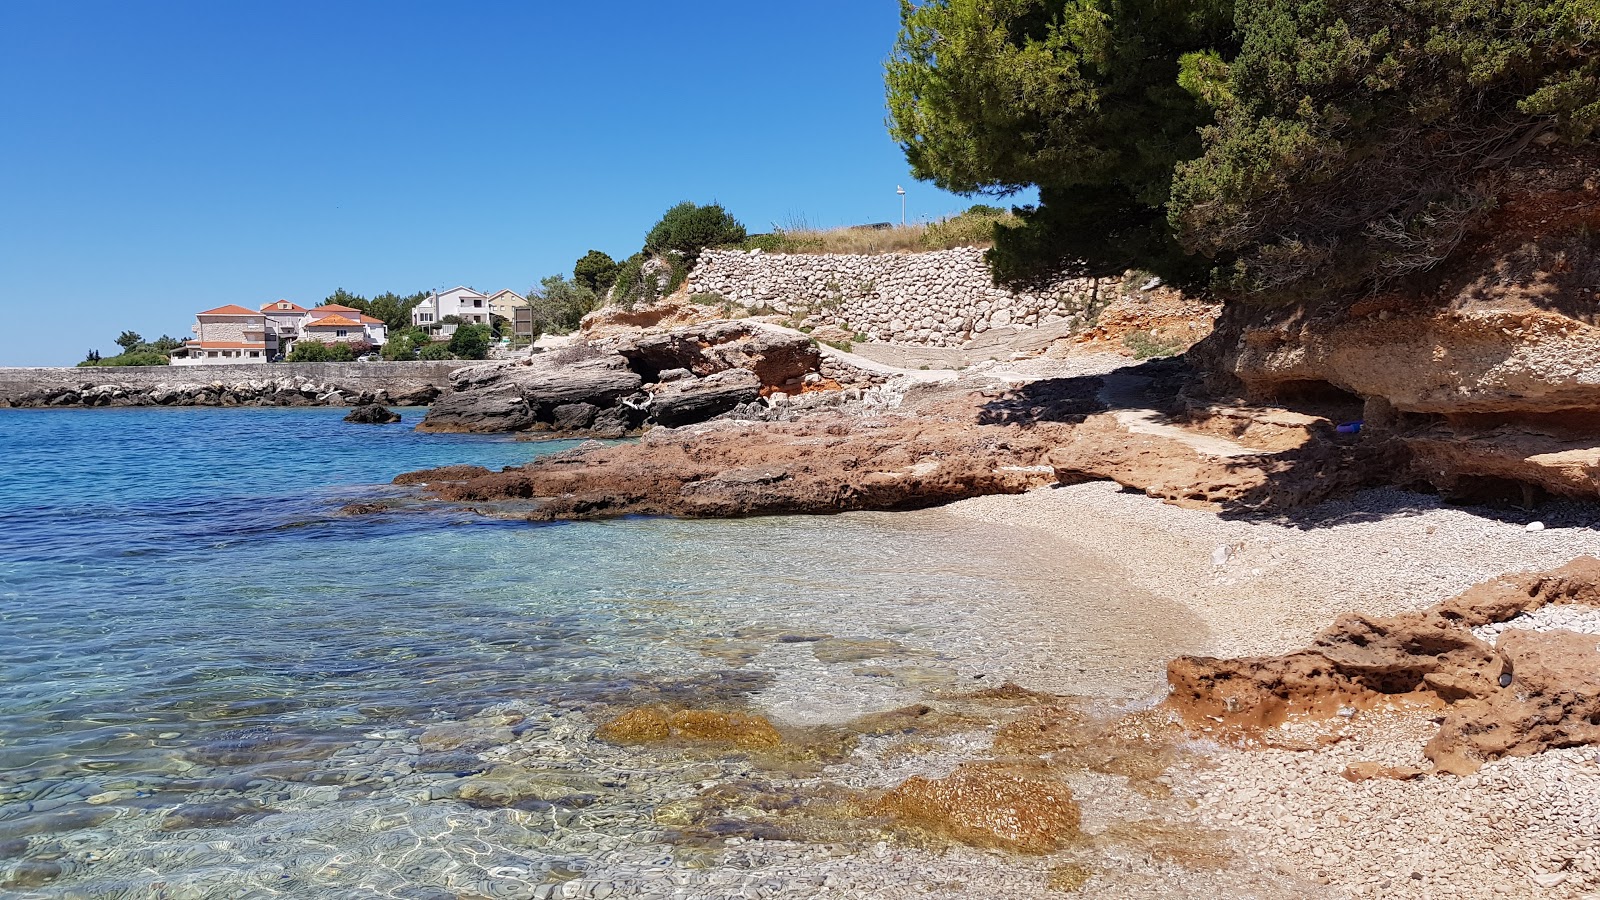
417,723 -> 514,753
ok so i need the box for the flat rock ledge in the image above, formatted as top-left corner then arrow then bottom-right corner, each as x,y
386,375 -> 1104,520
1167,557 -> 1600,774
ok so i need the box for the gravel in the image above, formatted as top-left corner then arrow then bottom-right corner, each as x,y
944,482 -> 1600,899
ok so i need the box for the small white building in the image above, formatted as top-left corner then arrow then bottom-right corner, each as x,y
411,286 -> 494,330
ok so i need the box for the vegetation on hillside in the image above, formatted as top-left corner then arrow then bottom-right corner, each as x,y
886,0 -> 1600,301
743,205 -> 1016,255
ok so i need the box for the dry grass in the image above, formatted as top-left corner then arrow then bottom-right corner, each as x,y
747,207 -> 1014,256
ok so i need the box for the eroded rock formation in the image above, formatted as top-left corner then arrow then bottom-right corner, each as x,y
1167,558 -> 1600,773
417,322 -> 824,436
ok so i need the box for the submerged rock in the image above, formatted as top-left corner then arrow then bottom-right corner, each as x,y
871,761 -> 1081,853
595,707 -> 782,749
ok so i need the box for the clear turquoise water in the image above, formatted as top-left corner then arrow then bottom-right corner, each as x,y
0,407 -> 1189,898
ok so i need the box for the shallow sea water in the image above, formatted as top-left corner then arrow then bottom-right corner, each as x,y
0,407 -> 1205,898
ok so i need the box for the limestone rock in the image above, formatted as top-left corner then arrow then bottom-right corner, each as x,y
344,404 -> 401,424
648,369 -> 763,428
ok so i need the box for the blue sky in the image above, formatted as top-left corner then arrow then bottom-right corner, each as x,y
0,2 -> 1008,365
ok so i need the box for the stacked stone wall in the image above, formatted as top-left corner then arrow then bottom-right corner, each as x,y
688,247 -> 1121,348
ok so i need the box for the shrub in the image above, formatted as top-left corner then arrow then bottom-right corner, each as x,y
77,350 -> 169,367
573,250 -> 620,294
446,323 -> 492,360
288,340 -> 332,362
1123,329 -> 1189,360
382,333 -> 420,361
328,342 -> 357,362
419,342 -> 455,361
644,202 -> 747,262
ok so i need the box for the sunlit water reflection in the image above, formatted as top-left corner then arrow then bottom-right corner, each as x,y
0,407 -> 1200,898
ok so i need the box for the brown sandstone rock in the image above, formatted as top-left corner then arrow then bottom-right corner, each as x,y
391,464 -> 493,486
1427,628 -> 1600,774
1168,558 -> 1600,774
595,707 -> 783,749
871,761 -> 1081,854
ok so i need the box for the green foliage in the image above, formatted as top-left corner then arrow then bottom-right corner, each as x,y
288,340 -> 332,362
608,252 -> 659,309
78,350 -> 169,367
381,332 -> 420,361
528,275 -> 599,334
84,332 -> 184,365
419,342 -> 456,361
573,250 -> 620,294
446,323 -> 493,360
319,288 -> 428,329
643,202 -> 747,262
885,0 -> 1600,302
327,342 -> 357,362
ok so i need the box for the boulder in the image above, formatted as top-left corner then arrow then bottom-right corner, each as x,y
648,369 -> 763,428
344,404 -> 401,425
419,351 -> 643,433
618,321 -> 821,391
871,761 -> 1081,853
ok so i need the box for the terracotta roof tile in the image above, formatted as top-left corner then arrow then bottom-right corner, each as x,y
197,304 -> 263,317
305,314 -> 362,327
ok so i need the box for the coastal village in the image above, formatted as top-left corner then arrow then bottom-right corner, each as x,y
168,286 -> 532,364
5,2 -> 1600,900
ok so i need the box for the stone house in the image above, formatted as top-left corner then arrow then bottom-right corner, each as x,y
171,305 -> 271,365
411,287 -> 494,332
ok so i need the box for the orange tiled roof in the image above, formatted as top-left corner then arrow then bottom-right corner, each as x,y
197,304 -> 262,317
313,304 -> 361,314
186,340 -> 267,349
305,314 -> 361,327
261,300 -> 307,313
359,314 -> 384,325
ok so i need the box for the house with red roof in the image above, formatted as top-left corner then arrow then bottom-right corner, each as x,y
170,300 -> 388,365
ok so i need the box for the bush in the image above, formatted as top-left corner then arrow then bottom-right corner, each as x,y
328,342 -> 357,362
1123,329 -> 1189,360
419,342 -> 455,361
77,350 -> 170,367
446,323 -> 492,360
382,332 -> 420,361
573,250 -> 620,294
643,202 -> 747,262
288,340 -> 332,362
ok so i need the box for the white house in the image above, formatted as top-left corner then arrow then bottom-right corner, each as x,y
411,286 -> 495,331
171,305 -> 271,365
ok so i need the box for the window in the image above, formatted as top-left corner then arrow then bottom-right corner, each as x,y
336,329 -> 348,337
473,298 -> 482,307
248,351 -> 260,357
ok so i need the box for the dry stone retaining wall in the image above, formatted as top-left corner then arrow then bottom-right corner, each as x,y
689,247 -> 1123,348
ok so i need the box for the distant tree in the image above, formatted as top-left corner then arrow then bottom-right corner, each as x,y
382,331 -> 422,361
446,323 -> 492,360
320,288 -> 365,308
573,250 -> 620,294
115,331 -> 144,351
419,342 -> 456,360
528,275 -> 599,334
644,202 -> 747,262
150,335 -> 183,353
439,314 -> 465,326
84,349 -> 101,363
328,342 -> 357,362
